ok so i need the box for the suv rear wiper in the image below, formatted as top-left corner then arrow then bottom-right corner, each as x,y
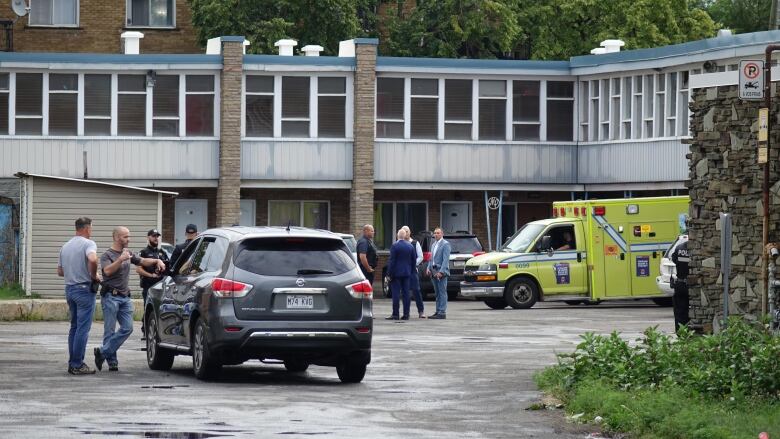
296,269 -> 334,275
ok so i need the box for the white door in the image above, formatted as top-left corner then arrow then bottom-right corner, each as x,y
240,200 -> 256,226
442,202 -> 470,233
174,199 -> 207,245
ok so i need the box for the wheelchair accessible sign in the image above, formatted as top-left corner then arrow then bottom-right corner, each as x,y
739,60 -> 764,100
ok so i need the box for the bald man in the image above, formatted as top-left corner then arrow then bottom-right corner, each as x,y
94,226 -> 165,372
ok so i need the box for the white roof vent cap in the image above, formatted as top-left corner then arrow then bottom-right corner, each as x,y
301,45 -> 324,56
338,39 -> 356,57
590,47 -> 607,55
274,39 -> 298,56
600,39 -> 625,53
121,31 -> 144,55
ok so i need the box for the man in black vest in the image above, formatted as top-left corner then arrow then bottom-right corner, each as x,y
137,229 -> 169,340
670,238 -> 690,332
170,224 -> 198,268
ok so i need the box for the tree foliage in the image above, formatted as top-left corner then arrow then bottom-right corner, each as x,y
188,0 -> 377,55
702,0 -> 772,34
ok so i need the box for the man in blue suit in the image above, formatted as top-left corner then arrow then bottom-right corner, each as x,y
426,227 -> 451,319
386,229 -> 416,320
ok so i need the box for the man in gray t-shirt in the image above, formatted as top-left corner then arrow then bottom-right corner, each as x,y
93,226 -> 164,372
57,217 -> 99,376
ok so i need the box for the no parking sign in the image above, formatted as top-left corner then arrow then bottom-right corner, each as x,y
739,60 -> 764,100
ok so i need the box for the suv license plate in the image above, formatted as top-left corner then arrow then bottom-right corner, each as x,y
286,295 -> 314,309
453,260 -> 465,268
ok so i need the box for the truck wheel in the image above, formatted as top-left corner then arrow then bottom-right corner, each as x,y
484,299 -> 507,309
564,300 -> 582,306
504,277 -> 538,309
192,318 -> 222,380
146,312 -> 175,371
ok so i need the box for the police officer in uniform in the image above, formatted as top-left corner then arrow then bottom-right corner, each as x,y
137,229 -> 169,339
170,223 -> 198,268
670,238 -> 690,332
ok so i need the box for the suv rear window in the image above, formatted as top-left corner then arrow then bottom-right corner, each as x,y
234,237 -> 356,276
447,236 -> 483,254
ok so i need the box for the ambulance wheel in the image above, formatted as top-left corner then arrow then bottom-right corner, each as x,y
564,300 -> 583,305
652,297 -> 673,307
484,299 -> 507,309
585,300 -> 601,306
505,278 -> 538,309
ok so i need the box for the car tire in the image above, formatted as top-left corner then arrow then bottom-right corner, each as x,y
484,299 -> 507,309
192,318 -> 222,380
146,313 -> 174,371
564,300 -> 583,306
652,297 -> 673,307
336,356 -> 367,383
504,277 -> 538,309
284,359 -> 309,373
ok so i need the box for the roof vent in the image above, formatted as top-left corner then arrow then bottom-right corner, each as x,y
590,47 -> 607,55
205,37 -> 251,54
274,39 -> 297,56
600,39 -> 625,53
717,29 -> 733,37
301,44 -> 324,56
338,39 -> 356,57
120,31 -> 144,55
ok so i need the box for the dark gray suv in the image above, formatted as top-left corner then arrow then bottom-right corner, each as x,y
145,227 -> 373,383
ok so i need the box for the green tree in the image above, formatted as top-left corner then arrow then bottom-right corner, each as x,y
520,0 -> 718,60
188,0 -> 378,55
703,0 -> 771,33
385,0 -> 523,58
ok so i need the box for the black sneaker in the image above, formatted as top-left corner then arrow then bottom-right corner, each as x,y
108,363 -> 119,372
428,314 -> 446,319
94,347 -> 105,371
70,364 -> 96,375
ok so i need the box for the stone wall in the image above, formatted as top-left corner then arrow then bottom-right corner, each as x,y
687,84 -> 780,331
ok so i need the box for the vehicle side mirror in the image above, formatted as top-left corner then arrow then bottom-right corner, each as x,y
537,235 -> 552,253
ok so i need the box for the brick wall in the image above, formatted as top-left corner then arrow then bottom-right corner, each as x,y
241,188 -> 350,233
350,41 -> 378,236
1,0 -> 199,53
215,39 -> 243,227
687,84 -> 780,331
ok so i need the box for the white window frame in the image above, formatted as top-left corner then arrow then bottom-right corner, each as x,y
82,73 -> 111,137
151,74 -> 180,137
243,74 -> 275,138
47,73 -> 79,136
477,79 -> 508,141
442,77 -> 474,141
267,200 -> 331,230
316,75 -> 349,139
0,73 -> 9,134
545,80 -> 575,142
28,0 -> 79,28
375,76 -> 405,139
183,74 -> 217,137
409,77 -> 439,140
511,79 -> 541,141
125,0 -> 176,28
373,200 -> 429,251
12,72 -> 45,136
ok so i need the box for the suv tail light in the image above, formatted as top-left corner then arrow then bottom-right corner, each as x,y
212,278 -> 253,298
422,251 -> 432,262
347,280 -> 373,299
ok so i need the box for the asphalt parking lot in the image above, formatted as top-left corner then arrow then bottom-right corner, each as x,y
0,298 -> 673,439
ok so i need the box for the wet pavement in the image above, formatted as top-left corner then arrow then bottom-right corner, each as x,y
0,299 -> 672,438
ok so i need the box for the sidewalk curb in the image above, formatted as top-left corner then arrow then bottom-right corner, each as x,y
0,299 -> 145,321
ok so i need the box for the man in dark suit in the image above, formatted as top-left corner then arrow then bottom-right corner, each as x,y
386,229 -> 416,320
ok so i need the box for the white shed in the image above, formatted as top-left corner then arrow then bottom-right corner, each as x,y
16,173 -> 177,297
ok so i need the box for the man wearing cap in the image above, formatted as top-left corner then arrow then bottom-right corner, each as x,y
170,223 -> 198,268
136,229 -> 169,340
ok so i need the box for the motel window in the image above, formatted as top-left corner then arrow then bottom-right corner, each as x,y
127,0 -> 174,27
281,76 -> 310,137
245,75 -> 274,137
318,77 -> 346,138
373,202 -> 427,250
117,74 -> 147,136
0,74 -> 8,135
30,0 -> 78,26
410,78 -> 438,139
48,74 -> 78,136
15,73 -> 43,135
84,74 -> 111,136
152,75 -> 179,136
376,78 -> 404,138
478,80 -> 506,140
512,80 -> 540,141
444,79 -> 472,140
185,75 -> 215,136
268,201 -> 330,229
546,81 -> 574,141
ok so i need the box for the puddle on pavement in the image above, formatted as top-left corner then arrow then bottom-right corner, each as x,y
140,385 -> 191,389
277,432 -> 331,436
75,431 -> 231,438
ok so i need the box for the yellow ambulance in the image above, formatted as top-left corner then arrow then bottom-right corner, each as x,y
460,197 -> 688,309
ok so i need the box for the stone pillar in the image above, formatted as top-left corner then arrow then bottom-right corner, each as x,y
216,37 -> 244,227
350,39 -> 379,236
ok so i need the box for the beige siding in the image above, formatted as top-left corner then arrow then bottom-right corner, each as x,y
30,178 -> 161,297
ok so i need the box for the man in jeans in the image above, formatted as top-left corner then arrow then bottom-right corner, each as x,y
58,217 -> 100,375
94,226 -> 165,372
426,227 -> 451,319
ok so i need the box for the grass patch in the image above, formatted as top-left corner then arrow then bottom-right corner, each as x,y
535,318 -> 780,439
0,283 -> 38,300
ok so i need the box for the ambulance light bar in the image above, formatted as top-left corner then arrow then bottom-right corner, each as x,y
593,206 -> 606,216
